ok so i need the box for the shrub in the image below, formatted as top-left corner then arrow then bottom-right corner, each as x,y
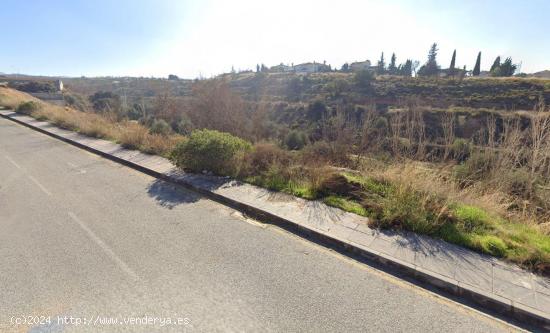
451,138 -> 471,162
149,119 -> 171,136
453,151 -> 495,186
175,117 -> 193,135
501,168 -> 532,198
306,100 -> 327,121
171,129 -> 251,176
141,133 -> 183,156
16,101 -> 40,115
118,122 -> 148,150
354,69 -> 375,91
301,140 -> 350,166
242,143 -> 292,175
64,93 -> 88,111
302,140 -> 332,163
284,130 -> 307,150
374,116 -> 388,130
378,185 -> 441,234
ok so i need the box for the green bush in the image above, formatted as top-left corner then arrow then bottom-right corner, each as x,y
502,168 -> 532,198
301,140 -> 334,165
149,119 -> 171,136
16,101 -> 40,115
379,185 -> 440,234
176,117 -> 193,135
453,151 -> 495,186
354,69 -> 375,91
374,116 -> 388,130
171,129 -> 251,176
284,130 -> 307,150
451,138 -> 471,161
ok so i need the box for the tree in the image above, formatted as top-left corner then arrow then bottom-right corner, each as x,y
306,100 -> 327,121
376,52 -> 386,74
354,69 -> 375,91
417,43 -> 440,76
256,64 -> 260,73
499,57 -> 517,77
489,56 -> 517,77
89,91 -> 121,114
341,63 -> 349,72
388,53 -> 397,74
472,52 -> 481,76
285,130 -> 307,150
449,50 -> 456,76
489,56 -> 501,76
399,59 -> 413,77
412,60 -> 420,76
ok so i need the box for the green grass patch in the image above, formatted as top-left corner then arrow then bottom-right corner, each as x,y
323,195 -> 368,216
317,173 -> 550,273
341,172 -> 391,196
244,175 -> 318,200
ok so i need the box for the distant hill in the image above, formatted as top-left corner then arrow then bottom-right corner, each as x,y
530,70 -> 550,78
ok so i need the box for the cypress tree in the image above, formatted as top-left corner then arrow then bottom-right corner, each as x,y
489,56 -> 502,77
490,56 -> 501,73
473,52 -> 481,76
377,52 -> 386,74
449,50 -> 456,76
388,53 -> 397,74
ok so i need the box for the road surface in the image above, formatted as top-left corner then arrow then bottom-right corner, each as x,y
0,117 -> 518,332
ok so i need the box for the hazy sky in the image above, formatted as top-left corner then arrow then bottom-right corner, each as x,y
2,0 -> 549,78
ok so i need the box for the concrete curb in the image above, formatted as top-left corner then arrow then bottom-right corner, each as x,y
1,111 -> 548,330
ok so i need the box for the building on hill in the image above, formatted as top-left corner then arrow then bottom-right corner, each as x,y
478,71 -> 491,77
270,63 -> 293,73
293,61 -> 331,74
350,60 -> 375,72
439,68 -> 468,78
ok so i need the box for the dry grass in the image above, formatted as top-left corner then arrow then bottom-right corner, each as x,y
362,159 -> 543,228
0,87 -> 182,157
0,87 -> 43,108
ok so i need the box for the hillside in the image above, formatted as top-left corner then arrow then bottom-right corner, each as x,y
531,70 -> 550,79
222,72 -> 550,110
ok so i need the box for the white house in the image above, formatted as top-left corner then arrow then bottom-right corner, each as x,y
293,62 -> 330,74
270,63 -> 294,72
350,60 -> 374,72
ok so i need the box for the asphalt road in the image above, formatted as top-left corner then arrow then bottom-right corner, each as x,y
0,117 -> 519,332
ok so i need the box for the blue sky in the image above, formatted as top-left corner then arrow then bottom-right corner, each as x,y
2,0 -> 549,78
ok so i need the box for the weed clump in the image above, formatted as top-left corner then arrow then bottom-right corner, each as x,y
16,101 -> 40,115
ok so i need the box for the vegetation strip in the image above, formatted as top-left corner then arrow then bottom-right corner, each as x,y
1,86 -> 549,276
1,108 -> 549,329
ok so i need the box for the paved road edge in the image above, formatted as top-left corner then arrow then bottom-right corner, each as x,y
1,111 -> 547,330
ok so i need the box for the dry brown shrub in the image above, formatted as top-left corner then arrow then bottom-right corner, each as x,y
187,79 -> 252,139
141,133 -> 184,156
243,142 -> 292,174
117,122 -> 148,150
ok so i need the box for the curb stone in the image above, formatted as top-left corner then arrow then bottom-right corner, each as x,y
1,110 -> 548,331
